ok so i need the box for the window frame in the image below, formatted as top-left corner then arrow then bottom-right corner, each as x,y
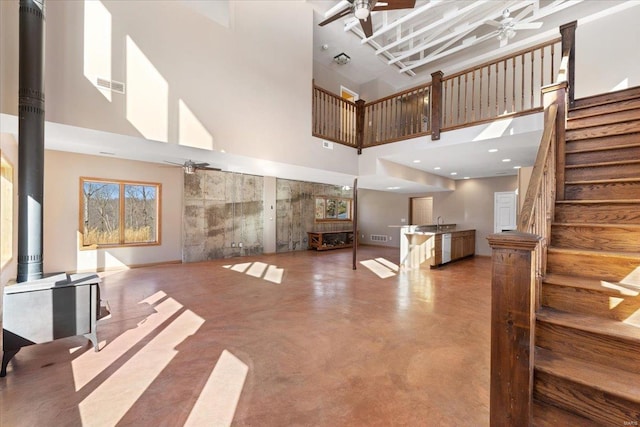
1,153 -> 14,268
79,177 -> 162,249
314,196 -> 352,222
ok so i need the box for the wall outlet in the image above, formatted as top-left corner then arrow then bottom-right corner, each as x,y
401,218 -> 406,223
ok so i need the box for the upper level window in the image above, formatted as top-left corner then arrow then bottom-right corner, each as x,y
315,196 -> 352,222
80,177 -> 161,248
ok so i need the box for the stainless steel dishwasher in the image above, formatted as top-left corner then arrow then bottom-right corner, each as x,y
442,233 -> 452,264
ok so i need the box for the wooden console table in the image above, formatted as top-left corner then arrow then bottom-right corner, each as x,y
307,230 -> 354,251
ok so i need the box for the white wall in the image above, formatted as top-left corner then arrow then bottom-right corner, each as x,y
575,4 -> 640,97
0,0 -> 358,177
358,189 -> 409,248
43,151 -> 183,273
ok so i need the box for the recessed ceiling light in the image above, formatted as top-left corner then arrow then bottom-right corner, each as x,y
464,176 -> 470,179
450,172 -> 457,176
413,159 -> 421,163
502,158 -> 511,162
434,166 -> 441,170
387,186 -> 401,190
488,148 -> 498,153
513,165 -> 521,169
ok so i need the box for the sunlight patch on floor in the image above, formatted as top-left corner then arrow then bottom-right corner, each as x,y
360,259 -> 396,279
223,262 -> 284,284
78,308 -> 204,425
375,257 -> 399,272
71,293 -> 182,391
184,349 -> 248,427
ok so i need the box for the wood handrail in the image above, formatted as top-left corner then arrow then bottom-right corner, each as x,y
365,82 -> 431,107
312,84 -> 357,107
518,103 -> 558,231
444,38 -> 561,81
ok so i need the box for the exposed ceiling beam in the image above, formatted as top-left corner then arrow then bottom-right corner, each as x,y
387,1 -> 534,66
359,0 -> 443,43
348,25 -> 417,77
375,0 -> 489,56
397,0 -> 583,73
325,0 -> 350,18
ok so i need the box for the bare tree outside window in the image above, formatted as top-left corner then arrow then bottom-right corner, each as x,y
80,178 -> 160,247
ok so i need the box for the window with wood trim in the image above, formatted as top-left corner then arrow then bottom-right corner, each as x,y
1,154 -> 13,268
80,177 -> 160,247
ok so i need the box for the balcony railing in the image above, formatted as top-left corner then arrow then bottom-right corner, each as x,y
442,38 -> 561,130
312,37 -> 567,152
363,84 -> 431,147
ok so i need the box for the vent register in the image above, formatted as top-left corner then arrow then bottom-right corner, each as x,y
96,77 -> 125,94
370,234 -> 388,242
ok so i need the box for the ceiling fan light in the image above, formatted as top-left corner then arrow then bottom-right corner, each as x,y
506,28 -> 516,39
354,0 -> 371,20
185,164 -> 195,174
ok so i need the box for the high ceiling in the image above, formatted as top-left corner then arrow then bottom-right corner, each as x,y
311,0 -> 631,91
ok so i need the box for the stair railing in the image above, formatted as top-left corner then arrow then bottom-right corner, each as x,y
486,23 -> 574,425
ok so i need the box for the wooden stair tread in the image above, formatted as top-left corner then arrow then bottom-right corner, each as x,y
572,86 -> 640,110
532,399 -> 600,426
544,270 -> 640,293
537,307 -> 640,341
565,159 -> 640,169
552,221 -> 640,228
565,177 -> 640,184
566,142 -> 640,155
547,246 -> 640,260
556,199 -> 640,204
535,347 -> 640,402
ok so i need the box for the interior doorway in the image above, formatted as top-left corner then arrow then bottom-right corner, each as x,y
340,86 -> 359,102
494,191 -> 518,232
410,196 -> 433,225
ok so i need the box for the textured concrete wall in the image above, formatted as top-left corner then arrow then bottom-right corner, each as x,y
276,179 -> 353,253
183,171 -> 264,262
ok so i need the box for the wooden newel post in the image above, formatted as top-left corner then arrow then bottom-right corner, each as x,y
487,231 -> 541,427
559,21 -> 577,109
355,99 -> 366,154
430,71 -> 443,141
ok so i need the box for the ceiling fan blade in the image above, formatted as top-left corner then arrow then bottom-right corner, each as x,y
373,0 -> 416,11
485,19 -> 502,27
360,16 -> 373,37
192,162 -> 210,168
198,166 -> 222,172
514,22 -> 543,30
163,160 -> 183,166
319,6 -> 352,26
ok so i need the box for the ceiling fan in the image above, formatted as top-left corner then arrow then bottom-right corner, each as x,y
164,160 -> 221,174
319,0 -> 417,38
486,7 -> 543,47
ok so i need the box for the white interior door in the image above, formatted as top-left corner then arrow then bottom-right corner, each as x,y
494,191 -> 517,233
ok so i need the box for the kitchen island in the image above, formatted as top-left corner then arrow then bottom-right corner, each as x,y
400,225 -> 475,269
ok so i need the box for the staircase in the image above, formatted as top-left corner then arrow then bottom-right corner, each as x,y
533,87 -> 640,424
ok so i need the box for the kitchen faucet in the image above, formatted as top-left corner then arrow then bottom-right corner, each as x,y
436,216 -> 443,231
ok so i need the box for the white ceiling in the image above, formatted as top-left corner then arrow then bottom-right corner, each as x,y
310,0 -> 631,90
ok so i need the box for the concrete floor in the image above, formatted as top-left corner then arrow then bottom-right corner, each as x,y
0,246 -> 491,426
